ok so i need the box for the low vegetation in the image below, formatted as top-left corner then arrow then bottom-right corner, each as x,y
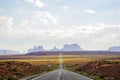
77,61 -> 120,80
0,54 -> 120,80
63,55 -> 120,80
0,55 -> 59,80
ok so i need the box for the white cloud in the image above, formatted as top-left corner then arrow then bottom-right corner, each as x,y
32,11 -> 58,25
0,0 -> 120,52
35,0 -> 44,8
85,9 -> 96,14
117,10 -> 120,13
0,16 -> 13,32
20,19 -> 29,28
0,9 -> 3,12
0,16 -> 119,51
0,18 -> 120,51
60,6 -> 69,13
25,0 -> 44,8
16,10 -> 58,27
63,6 -> 69,11
18,8 -> 24,14
25,0 -> 34,3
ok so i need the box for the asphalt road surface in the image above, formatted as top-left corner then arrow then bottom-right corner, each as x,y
29,52 -> 92,80
30,69 -> 92,80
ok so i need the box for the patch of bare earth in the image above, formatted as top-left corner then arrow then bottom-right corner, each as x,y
0,61 -> 53,80
76,61 -> 120,80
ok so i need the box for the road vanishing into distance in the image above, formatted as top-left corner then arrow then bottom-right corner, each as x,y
29,52 -> 92,80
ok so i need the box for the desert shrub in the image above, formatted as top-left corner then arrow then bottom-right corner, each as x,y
6,76 -> 17,80
15,72 -> 25,78
0,78 -> 4,80
12,66 -> 17,72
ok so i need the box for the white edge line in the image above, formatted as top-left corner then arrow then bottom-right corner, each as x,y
31,70 -> 57,80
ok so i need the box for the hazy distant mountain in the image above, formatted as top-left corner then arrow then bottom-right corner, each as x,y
50,46 -> 60,51
0,49 -> 19,55
28,46 -> 45,53
26,44 -> 120,55
109,46 -> 120,52
61,44 -> 83,51
50,44 -> 83,51
27,44 -> 83,53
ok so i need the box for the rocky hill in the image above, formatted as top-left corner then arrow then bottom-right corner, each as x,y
61,44 -> 83,51
76,61 -> 120,80
27,44 -> 83,53
0,49 -> 19,55
27,46 -> 45,53
109,46 -> 120,52
50,46 -> 60,51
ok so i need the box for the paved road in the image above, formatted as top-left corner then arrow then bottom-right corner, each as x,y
30,69 -> 92,80
29,52 -> 92,80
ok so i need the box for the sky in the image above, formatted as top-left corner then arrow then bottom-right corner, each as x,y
0,0 -> 120,52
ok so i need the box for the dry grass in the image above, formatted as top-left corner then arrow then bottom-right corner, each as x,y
0,54 -> 119,80
0,55 -> 119,66
62,55 -> 120,65
0,55 -> 60,65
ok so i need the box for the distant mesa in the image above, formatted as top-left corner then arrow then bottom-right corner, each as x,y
27,43 -> 83,53
0,49 -> 19,55
61,44 -> 83,51
50,46 -> 60,51
109,46 -> 120,52
27,46 -> 45,53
